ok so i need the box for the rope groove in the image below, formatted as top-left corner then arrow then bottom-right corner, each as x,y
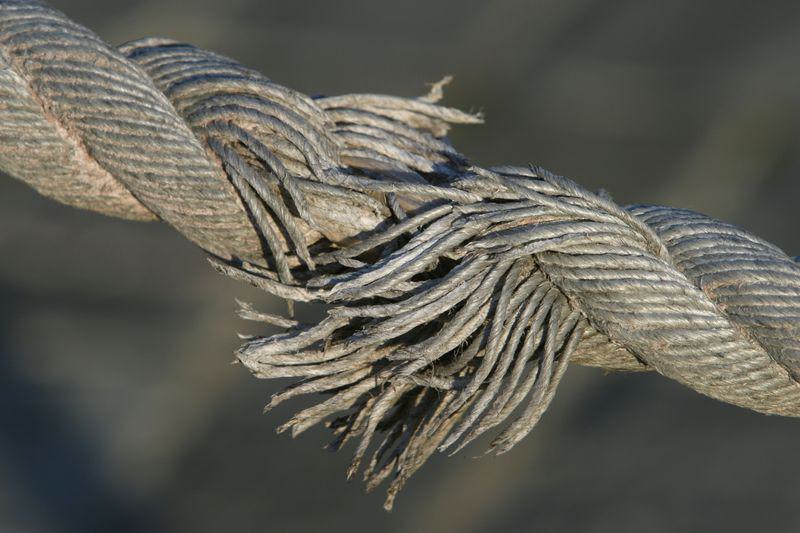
1,0 -> 799,509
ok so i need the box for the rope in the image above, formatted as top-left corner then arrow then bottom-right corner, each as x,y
2,0 -> 799,509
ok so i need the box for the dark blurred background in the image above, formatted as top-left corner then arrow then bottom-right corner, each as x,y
1,0 -> 800,531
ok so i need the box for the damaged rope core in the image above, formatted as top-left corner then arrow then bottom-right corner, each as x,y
2,0 -> 800,510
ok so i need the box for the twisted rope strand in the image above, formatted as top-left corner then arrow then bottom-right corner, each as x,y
2,0 -> 799,509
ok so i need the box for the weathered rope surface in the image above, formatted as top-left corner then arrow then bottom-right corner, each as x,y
2,0 -> 800,509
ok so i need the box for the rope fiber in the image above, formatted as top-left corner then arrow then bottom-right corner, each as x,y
2,0 -> 799,510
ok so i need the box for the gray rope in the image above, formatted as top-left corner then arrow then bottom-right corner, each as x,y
2,0 -> 800,510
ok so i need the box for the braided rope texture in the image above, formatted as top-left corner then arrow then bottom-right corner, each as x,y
2,0 -> 800,509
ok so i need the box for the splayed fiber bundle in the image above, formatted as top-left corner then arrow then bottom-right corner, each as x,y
2,0 -> 800,510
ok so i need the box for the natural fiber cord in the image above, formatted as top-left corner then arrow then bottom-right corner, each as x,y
2,0 -> 799,510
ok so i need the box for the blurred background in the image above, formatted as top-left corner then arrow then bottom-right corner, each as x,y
1,0 -> 800,531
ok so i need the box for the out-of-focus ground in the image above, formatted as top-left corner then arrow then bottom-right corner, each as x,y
1,1 -> 800,531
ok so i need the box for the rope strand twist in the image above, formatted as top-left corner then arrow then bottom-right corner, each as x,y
2,0 -> 799,509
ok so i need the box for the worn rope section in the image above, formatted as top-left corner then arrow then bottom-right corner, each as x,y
2,0 -> 800,509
